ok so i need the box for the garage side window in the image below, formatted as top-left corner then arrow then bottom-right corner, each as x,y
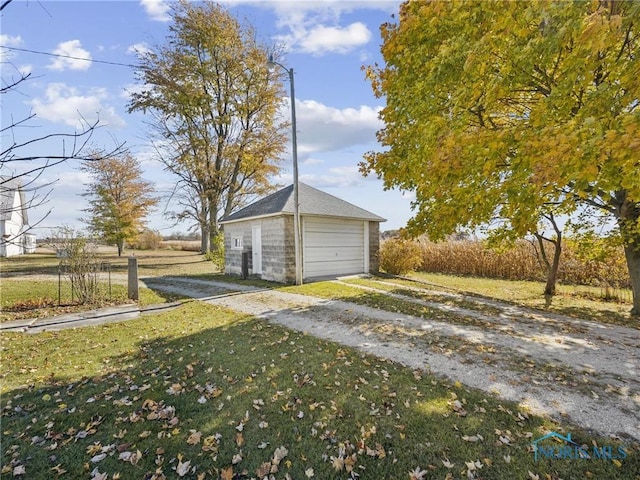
232,237 -> 243,250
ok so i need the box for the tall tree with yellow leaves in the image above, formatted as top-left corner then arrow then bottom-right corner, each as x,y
81,153 -> 158,256
128,1 -> 287,253
363,0 -> 640,316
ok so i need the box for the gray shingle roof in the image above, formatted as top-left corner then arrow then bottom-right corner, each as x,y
220,183 -> 386,223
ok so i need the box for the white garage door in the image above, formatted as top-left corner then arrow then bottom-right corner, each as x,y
304,217 -> 366,279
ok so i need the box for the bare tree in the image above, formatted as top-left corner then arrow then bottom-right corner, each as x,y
1,44 -> 124,252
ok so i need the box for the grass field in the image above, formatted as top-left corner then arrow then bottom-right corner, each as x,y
2,302 -> 637,479
2,249 -> 638,478
406,272 -> 635,326
0,247 -> 215,277
0,248 -> 215,322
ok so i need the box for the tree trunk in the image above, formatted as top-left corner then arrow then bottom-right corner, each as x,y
534,226 -> 561,297
200,223 -> 209,253
117,239 -> 124,257
624,242 -> 640,317
208,198 -> 219,253
614,192 -> 640,317
544,238 -> 562,296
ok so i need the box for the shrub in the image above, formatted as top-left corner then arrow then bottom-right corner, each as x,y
204,233 -> 225,271
52,227 -> 101,304
379,238 -> 423,275
129,228 -> 163,250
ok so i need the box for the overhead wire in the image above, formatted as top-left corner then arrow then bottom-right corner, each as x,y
0,45 -> 138,68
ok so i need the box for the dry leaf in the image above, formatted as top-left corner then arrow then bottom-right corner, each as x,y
176,458 -> 191,477
442,458 -> 455,469
220,466 -> 233,480
13,465 -> 26,476
187,431 -> 202,445
408,466 -> 428,480
256,462 -> 271,477
272,446 -> 288,465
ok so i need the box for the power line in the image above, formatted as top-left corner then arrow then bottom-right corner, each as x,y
0,45 -> 137,68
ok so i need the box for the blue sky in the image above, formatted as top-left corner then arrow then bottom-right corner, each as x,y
1,0 -> 412,237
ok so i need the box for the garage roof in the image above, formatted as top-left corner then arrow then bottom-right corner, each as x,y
220,183 -> 386,223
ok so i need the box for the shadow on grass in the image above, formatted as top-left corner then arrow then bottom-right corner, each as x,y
3,308 -> 636,480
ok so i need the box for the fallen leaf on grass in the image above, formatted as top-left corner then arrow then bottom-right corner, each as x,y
90,453 -> 107,463
272,445 -> 289,465
408,466 -> 428,480
166,383 -> 183,395
89,468 -> 108,480
13,465 -> 26,476
175,456 -> 191,477
221,466 -> 233,480
256,462 -> 271,477
187,430 -> 202,445
441,458 -> 455,469
50,464 -> 67,475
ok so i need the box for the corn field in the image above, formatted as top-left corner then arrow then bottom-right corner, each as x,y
409,238 -> 631,290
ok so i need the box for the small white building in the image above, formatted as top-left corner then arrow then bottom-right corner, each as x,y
220,183 -> 385,283
0,178 -> 33,257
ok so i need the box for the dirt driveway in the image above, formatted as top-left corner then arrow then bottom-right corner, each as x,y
142,276 -> 640,444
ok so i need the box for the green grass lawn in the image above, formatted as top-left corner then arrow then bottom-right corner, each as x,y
0,280 -> 183,323
406,272 -> 635,326
2,302 -> 636,479
0,249 -> 213,322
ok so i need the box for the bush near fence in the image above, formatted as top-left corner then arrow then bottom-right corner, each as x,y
382,238 -> 630,289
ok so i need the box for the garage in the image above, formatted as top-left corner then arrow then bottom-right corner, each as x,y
220,183 -> 385,284
303,217 -> 367,279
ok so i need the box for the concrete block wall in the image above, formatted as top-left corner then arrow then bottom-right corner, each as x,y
223,216 -> 296,283
259,217 -> 282,282
223,223 -> 250,277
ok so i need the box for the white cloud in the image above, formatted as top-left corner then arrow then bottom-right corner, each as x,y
121,83 -> 147,100
127,42 -> 151,56
302,157 -> 324,166
260,0 -> 395,55
275,166 -> 367,189
294,99 -> 382,154
275,20 -> 371,55
140,0 -> 170,22
29,83 -> 126,129
0,34 -> 23,61
48,40 -> 92,71
18,64 -> 32,75
0,33 -> 22,46
296,22 -> 371,55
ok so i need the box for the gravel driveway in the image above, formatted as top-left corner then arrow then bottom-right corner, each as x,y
142,276 -> 640,444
